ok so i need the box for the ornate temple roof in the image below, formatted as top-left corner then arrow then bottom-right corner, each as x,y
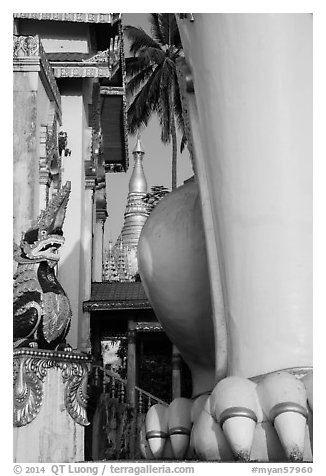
83,282 -> 152,311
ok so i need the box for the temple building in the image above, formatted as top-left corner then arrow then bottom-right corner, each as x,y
13,12 -> 129,356
13,12 -> 190,462
12,12 -> 132,462
84,136 -> 191,459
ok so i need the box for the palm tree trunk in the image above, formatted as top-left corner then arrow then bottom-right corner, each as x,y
171,114 -> 177,191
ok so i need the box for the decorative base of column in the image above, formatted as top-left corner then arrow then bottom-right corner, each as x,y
13,347 -> 91,463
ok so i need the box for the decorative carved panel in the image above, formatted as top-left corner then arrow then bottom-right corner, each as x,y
13,13 -> 121,24
13,35 -> 61,121
13,35 -> 39,57
13,348 -> 91,427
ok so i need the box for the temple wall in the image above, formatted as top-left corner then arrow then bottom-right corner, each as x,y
58,82 -> 84,349
13,72 -> 52,245
18,20 -> 91,53
58,78 -> 94,350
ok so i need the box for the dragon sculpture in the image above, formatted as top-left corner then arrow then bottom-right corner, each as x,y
13,182 -> 72,350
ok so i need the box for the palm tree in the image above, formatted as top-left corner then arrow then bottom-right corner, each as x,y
124,13 -> 185,191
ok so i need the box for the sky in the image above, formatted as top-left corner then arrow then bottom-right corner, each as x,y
103,13 -> 194,248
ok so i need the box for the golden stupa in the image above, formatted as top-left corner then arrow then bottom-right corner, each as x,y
103,135 -> 150,281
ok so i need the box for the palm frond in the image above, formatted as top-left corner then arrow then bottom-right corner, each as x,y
180,134 -> 188,153
159,59 -> 174,93
138,47 -> 165,66
127,65 -> 163,134
150,14 -> 166,46
124,25 -> 161,55
125,13 -> 187,187
158,13 -> 173,46
157,85 -> 172,143
127,92 -> 152,135
126,63 -> 154,99
170,15 -> 182,48
173,72 -> 186,133
125,56 -> 151,77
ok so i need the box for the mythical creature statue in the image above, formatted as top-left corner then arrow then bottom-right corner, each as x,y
13,182 -> 72,350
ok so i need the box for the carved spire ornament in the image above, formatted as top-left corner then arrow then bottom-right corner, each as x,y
121,135 -> 149,249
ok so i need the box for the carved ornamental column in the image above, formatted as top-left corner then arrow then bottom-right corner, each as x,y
89,80 -> 108,283
80,169 -> 96,352
13,348 -> 91,463
92,182 -> 107,282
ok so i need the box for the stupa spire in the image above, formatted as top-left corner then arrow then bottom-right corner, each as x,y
132,133 -> 145,154
103,136 -> 151,281
128,133 -> 147,193
120,135 -> 150,251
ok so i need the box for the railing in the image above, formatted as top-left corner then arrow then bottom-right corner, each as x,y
90,366 -> 168,459
135,385 -> 168,412
101,366 -> 168,412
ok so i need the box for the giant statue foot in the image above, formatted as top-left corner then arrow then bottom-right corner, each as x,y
138,179 -> 312,462
138,13 -> 312,462
141,370 -> 312,462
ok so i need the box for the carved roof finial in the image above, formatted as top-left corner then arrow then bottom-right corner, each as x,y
129,135 -> 147,194
132,133 -> 145,155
